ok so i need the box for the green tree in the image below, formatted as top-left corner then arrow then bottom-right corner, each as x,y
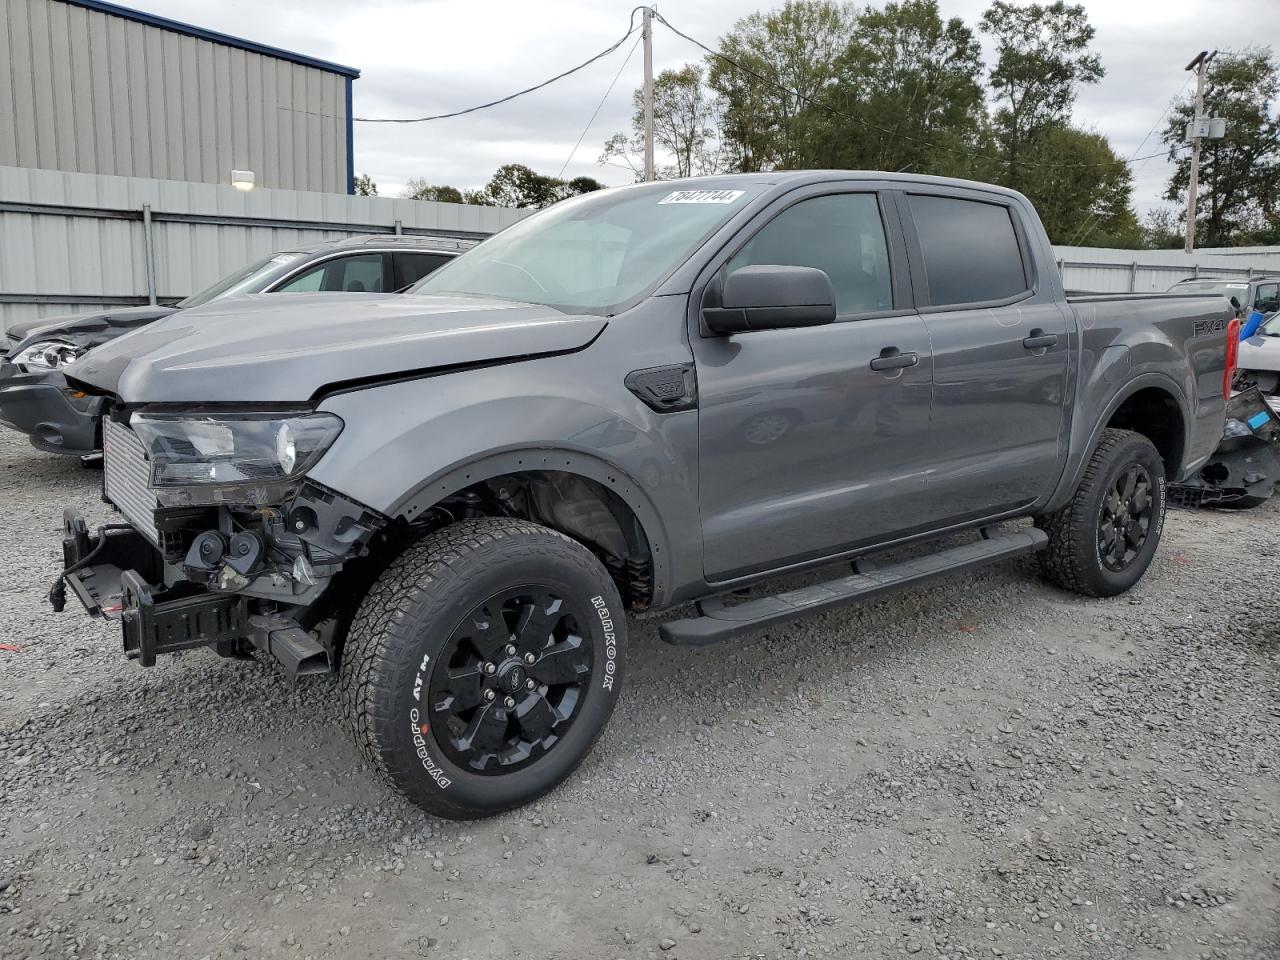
479,165 -> 604,208
603,64 -> 726,179
1140,206 -> 1185,249
798,0 -> 986,177
980,1 -> 1103,190
353,173 -> 378,197
1161,48 -> 1280,247
707,0 -> 857,171
401,178 -> 465,203
1019,126 -> 1141,246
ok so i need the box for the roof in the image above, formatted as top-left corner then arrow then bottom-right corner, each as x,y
59,0 -> 361,78
291,235 -> 479,254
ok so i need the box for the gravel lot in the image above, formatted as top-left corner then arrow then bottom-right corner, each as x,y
2,426 -> 1278,960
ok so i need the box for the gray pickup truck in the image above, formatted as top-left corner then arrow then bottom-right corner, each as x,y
53,172 -> 1233,819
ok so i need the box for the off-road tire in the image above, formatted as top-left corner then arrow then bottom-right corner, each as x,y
1036,428 -> 1166,597
339,517 -> 625,819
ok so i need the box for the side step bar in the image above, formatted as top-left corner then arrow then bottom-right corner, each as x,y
659,528 -> 1048,647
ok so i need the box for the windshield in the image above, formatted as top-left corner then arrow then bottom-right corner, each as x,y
409,183 -> 761,313
178,252 -> 306,308
1169,279 -> 1250,298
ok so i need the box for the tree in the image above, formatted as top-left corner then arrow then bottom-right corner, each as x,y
1161,48 -> 1280,247
1018,126 -> 1141,247
602,65 -> 727,179
478,165 -> 604,208
401,178 -> 465,203
353,173 -> 378,197
980,1 -> 1103,189
798,0 -> 986,177
706,0 -> 857,171
1140,206 -> 1185,249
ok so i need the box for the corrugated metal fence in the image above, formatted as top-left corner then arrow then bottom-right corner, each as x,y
1053,244 -> 1280,294
0,165 -> 528,332
6,163 -> 1280,333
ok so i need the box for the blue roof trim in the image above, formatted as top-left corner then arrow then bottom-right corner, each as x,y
59,0 -> 361,78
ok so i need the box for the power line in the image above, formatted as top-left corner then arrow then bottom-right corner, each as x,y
1067,76 -> 1192,246
557,33 -> 643,180
353,8 -> 647,123
651,9 -> 1170,172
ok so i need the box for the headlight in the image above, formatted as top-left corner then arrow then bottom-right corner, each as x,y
129,413 -> 343,501
12,340 -> 86,369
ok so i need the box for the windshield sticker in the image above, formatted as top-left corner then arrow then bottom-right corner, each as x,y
658,189 -> 745,205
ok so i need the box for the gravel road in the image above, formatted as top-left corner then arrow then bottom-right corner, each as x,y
2,427 -> 1278,960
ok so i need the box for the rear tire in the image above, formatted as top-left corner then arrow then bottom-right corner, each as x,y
1036,428 -> 1166,597
339,518 -> 625,819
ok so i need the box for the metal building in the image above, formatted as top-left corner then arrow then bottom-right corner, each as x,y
0,0 -> 359,193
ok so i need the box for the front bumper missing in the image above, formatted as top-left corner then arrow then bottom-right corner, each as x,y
57,509 -> 330,677
59,510 -> 249,666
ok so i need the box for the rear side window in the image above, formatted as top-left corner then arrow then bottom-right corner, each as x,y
908,195 -> 1028,306
728,193 -> 893,316
395,253 -> 450,289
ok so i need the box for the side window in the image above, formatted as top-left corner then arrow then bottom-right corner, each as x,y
727,193 -> 892,316
395,253 -> 450,289
907,194 -> 1028,306
275,263 -> 326,293
1254,283 -> 1279,313
274,254 -> 386,294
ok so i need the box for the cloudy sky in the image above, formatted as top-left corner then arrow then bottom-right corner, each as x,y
128,0 -> 1275,213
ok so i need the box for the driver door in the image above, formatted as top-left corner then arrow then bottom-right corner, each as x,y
691,189 -> 934,581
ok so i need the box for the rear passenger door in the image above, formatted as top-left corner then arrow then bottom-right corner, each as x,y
899,190 -> 1071,523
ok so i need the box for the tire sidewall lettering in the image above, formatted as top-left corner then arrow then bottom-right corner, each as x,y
591,594 -> 617,691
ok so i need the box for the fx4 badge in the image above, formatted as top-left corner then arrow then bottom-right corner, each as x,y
1193,318 -> 1226,337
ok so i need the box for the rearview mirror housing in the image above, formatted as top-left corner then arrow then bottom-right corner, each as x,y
702,265 -> 836,335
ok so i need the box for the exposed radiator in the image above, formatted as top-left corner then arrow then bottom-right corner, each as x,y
102,417 -> 160,545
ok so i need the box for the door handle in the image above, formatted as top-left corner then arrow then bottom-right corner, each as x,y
869,348 -> 919,372
1022,330 -> 1059,350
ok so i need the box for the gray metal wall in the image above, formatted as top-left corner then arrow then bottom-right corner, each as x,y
0,0 -> 351,193
1054,245 -> 1280,294
0,165 -> 529,332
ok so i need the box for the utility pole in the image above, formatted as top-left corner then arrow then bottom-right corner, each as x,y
642,6 -> 655,182
1183,50 -> 1216,254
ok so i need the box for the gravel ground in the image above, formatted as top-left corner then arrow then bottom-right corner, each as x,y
1,426 -> 1278,960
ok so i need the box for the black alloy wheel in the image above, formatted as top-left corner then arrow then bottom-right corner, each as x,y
427,588 -> 593,774
1097,463 -> 1154,572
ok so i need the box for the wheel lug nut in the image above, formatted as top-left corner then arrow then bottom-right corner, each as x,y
504,644 -> 517,656
525,678 -> 535,690
524,652 -> 536,664
484,662 -> 496,675
483,689 -> 496,702
504,696 -> 516,709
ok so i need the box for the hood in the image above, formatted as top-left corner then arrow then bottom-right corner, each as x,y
7,304 -> 180,347
1238,332 -> 1280,374
67,292 -> 607,404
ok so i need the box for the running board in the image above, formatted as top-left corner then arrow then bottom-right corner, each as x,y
659,528 -> 1048,647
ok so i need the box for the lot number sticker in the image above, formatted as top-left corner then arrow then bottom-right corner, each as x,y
658,189 -> 745,205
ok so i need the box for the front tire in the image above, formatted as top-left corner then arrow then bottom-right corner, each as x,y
1036,428 -> 1167,597
339,518 -> 625,819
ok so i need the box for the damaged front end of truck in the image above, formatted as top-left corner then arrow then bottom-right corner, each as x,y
52,407 -> 387,678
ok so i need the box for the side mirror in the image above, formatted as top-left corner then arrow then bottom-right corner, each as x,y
703,265 -> 836,335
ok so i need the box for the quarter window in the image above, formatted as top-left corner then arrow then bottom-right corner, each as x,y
907,195 -> 1028,306
727,194 -> 893,316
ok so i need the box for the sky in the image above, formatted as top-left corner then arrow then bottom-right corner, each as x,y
126,0 -> 1278,214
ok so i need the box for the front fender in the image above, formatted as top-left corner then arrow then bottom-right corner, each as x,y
308,348 -> 701,607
